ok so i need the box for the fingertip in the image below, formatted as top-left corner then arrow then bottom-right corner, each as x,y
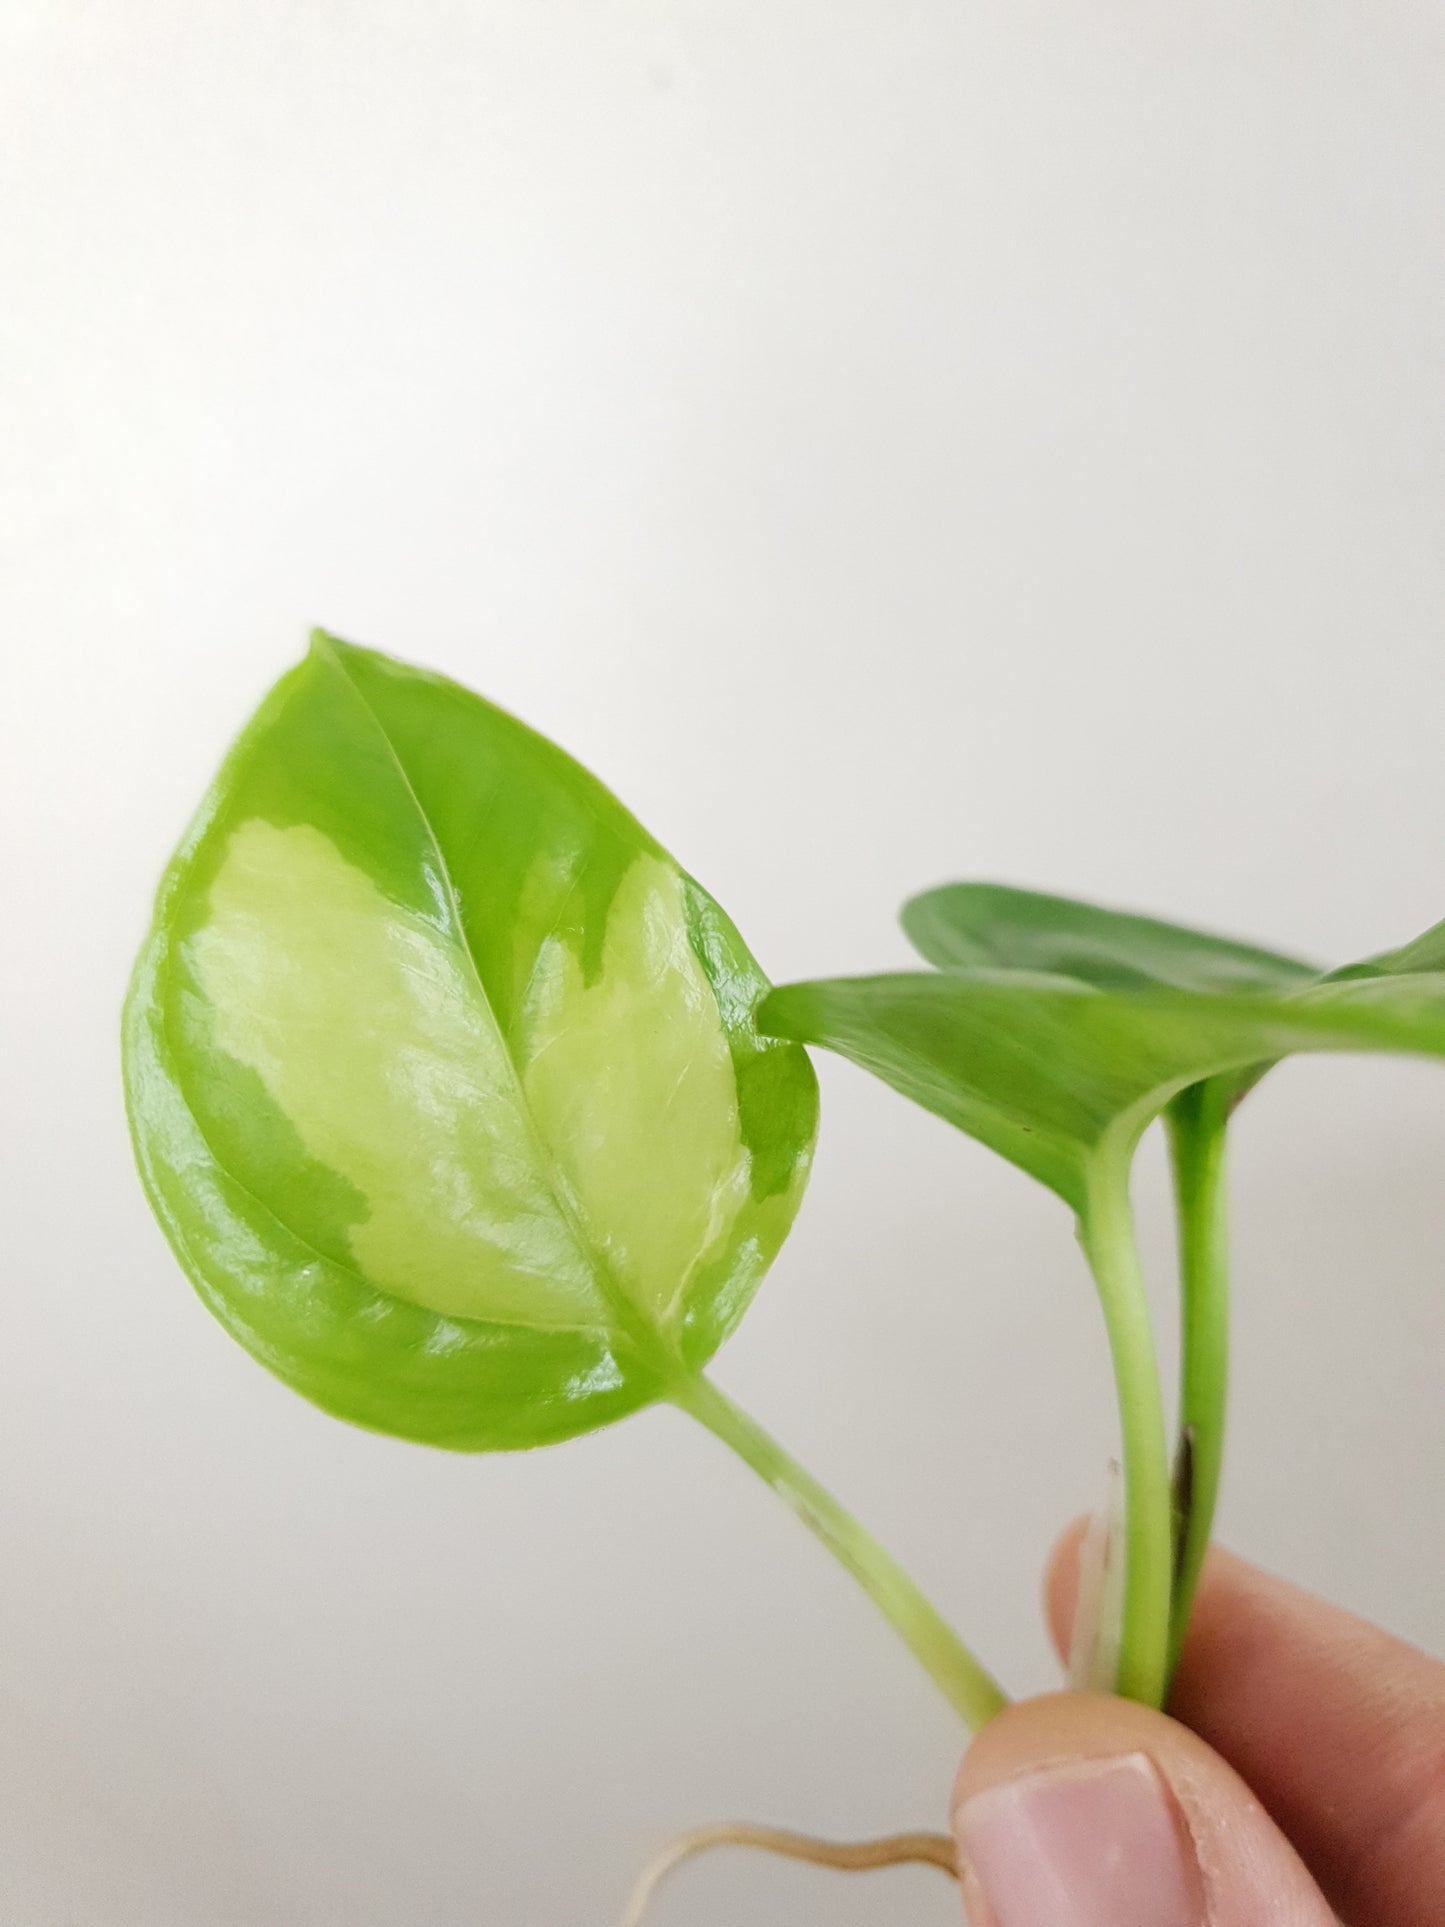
953,1691 -> 1168,1820
952,1692 -> 1334,1926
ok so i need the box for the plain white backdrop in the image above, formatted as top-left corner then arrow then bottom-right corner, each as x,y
4,5 -> 1444,1922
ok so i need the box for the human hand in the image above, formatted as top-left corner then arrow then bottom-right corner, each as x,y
950,1526 -> 1445,1925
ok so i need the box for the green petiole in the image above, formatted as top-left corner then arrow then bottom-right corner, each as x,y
1078,1137 -> 1174,1709
1165,1076 -> 1234,1681
671,1371 -> 1008,1732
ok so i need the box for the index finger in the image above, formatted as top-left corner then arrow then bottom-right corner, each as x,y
1047,1524 -> 1445,1927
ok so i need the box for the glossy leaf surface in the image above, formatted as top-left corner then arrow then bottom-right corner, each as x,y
125,635 -> 817,1449
758,969 -> 1445,1215
903,883 -> 1318,995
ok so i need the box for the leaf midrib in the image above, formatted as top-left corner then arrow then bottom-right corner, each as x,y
314,640 -> 673,1367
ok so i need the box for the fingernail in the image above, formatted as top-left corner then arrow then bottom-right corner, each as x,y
954,1753 -> 1204,1927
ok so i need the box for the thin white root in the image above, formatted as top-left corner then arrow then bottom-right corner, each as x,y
621,1821 -> 957,1926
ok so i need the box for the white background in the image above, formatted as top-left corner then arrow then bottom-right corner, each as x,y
4,5 -> 1444,1922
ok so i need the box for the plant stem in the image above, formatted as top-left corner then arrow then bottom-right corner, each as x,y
1079,1141 -> 1173,1708
671,1371 -> 1008,1732
1165,1077 -> 1232,1680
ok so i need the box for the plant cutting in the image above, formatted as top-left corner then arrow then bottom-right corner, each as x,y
123,635 -> 1445,1918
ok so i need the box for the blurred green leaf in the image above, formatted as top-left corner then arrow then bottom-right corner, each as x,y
1332,912 -> 1445,981
761,960 -> 1445,1703
758,967 -> 1445,1215
903,882 -> 1318,995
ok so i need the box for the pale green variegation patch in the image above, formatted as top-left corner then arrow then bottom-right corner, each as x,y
520,855 -> 753,1337
188,822 -> 756,1351
189,817 -> 603,1330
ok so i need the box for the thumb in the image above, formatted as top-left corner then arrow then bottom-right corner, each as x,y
951,1691 -> 1335,1926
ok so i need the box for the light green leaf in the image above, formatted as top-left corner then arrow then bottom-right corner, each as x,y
902,882 -> 1318,995
124,634 -> 817,1450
